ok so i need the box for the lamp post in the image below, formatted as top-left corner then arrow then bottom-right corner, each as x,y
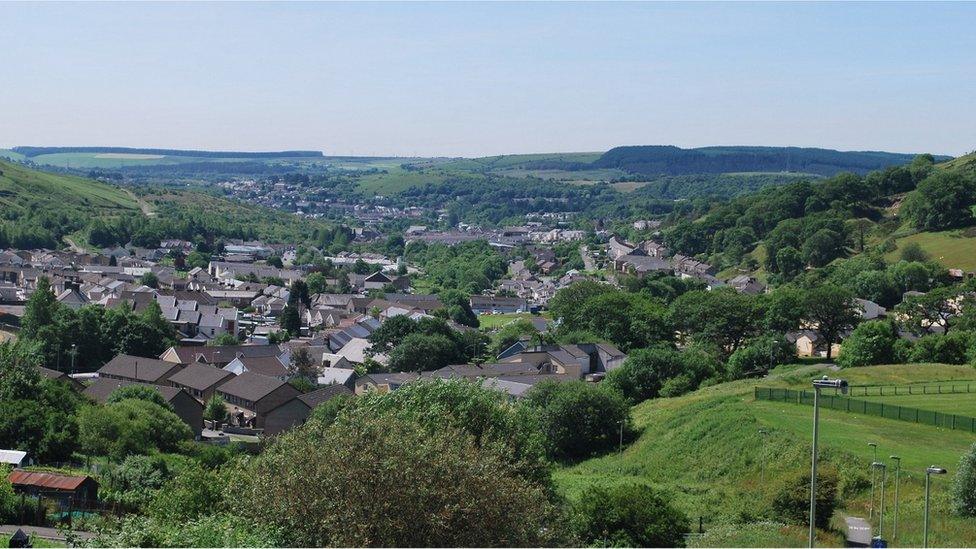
872,461 -> 887,541
868,442 -> 878,520
69,343 -> 77,376
890,455 -> 901,542
809,375 -> 848,548
924,465 -> 947,548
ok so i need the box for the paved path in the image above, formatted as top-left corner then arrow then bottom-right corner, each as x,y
1,525 -> 94,541
845,516 -> 872,547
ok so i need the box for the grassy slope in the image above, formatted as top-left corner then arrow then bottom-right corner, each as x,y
557,363 -> 976,547
0,160 -> 138,213
883,229 -> 976,271
938,151 -> 976,176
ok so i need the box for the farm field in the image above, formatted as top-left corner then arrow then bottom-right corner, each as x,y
884,229 -> 976,271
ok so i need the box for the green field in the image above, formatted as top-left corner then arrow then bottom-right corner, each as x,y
476,312 -> 541,330
0,534 -> 64,548
355,167 -> 455,195
884,229 -> 976,271
556,363 -> 976,547
0,160 -> 139,213
855,391 -> 976,415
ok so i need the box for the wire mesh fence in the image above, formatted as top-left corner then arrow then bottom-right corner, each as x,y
755,386 -> 976,433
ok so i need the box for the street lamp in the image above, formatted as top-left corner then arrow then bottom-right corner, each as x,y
618,419 -> 625,453
872,461 -> 887,541
809,375 -> 848,548
868,442 -> 878,520
69,343 -> 77,376
924,465 -> 948,548
890,455 -> 901,541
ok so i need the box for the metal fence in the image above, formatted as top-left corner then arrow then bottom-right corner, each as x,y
845,381 -> 976,398
755,387 -> 976,433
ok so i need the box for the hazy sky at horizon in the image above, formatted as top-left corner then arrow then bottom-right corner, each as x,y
2,2 -> 974,157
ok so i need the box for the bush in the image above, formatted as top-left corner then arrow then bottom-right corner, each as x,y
726,335 -> 794,378
239,411 -> 557,547
771,467 -> 838,529
570,483 -> 689,547
525,381 -> 630,461
203,394 -> 229,422
107,385 -> 172,410
78,399 -> 192,459
909,332 -> 974,365
101,455 -> 171,511
606,345 -> 717,402
952,442 -> 976,516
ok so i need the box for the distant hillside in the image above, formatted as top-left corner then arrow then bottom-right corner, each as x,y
0,159 -> 138,213
592,145 -> 951,176
939,150 -> 976,175
11,146 -> 323,159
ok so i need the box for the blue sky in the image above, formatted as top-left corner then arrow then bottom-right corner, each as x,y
1,2 -> 974,157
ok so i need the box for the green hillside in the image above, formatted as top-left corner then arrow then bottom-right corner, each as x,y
939,151 -> 976,176
0,159 -> 138,213
557,363 -> 976,547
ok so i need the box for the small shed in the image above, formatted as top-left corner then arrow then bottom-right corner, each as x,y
8,470 -> 99,504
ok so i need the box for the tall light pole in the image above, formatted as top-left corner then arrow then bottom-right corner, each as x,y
618,419 -> 625,453
868,442 -> 878,520
810,375 -> 848,548
69,343 -> 77,376
890,455 -> 901,542
872,461 -> 887,541
759,429 -> 768,484
924,466 -> 947,548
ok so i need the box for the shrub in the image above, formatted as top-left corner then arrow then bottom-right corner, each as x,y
771,467 -> 838,529
570,483 -> 689,547
525,381 -> 629,461
952,442 -> 976,516
107,385 -> 172,410
101,455 -> 171,512
78,399 -> 192,459
239,411 -> 556,547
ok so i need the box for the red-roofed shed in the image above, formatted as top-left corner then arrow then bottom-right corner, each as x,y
8,469 -> 99,503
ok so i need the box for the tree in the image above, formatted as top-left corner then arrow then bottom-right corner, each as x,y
204,395 -> 229,423
606,346 -> 694,402
387,333 -> 458,372
305,272 -> 328,295
900,241 -> 930,263
802,285 -> 860,359
670,289 -> 764,357
725,335 -> 794,379
367,315 -> 419,353
837,320 -> 899,368
288,346 -> 318,380
439,289 -> 479,328
139,271 -> 160,289
548,280 -> 615,330
525,381 -> 629,461
952,442 -> 976,517
280,305 -> 301,336
20,277 -> 58,341
577,292 -> 672,351
101,455 -> 171,512
570,483 -> 689,547
775,246 -> 804,279
185,251 -> 210,270
289,280 -> 310,308
902,171 -> 976,231
491,318 -> 539,356
801,228 -> 845,268
908,332 -> 973,365
240,412 -> 556,547
207,332 -> 239,346
896,286 -> 959,336
267,256 -> 283,268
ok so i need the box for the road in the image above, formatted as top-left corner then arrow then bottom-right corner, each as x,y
845,516 -> 872,547
580,245 -> 597,271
